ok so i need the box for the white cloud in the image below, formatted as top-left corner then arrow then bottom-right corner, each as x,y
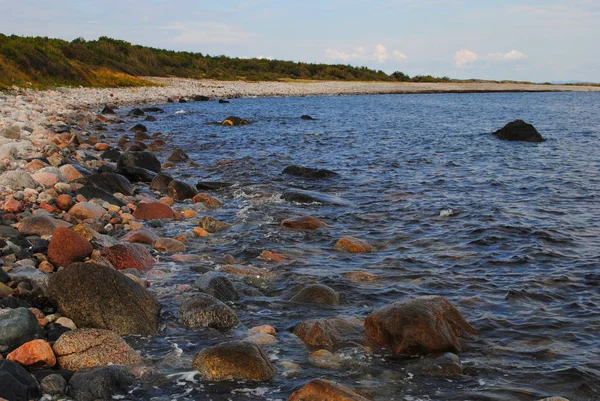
162,22 -> 260,45
326,44 -> 407,63
393,50 -> 408,59
487,49 -> 528,61
373,44 -> 389,63
454,49 -> 478,67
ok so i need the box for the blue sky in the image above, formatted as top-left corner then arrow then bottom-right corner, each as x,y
1,0 -> 598,82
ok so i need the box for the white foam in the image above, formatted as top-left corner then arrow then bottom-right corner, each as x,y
175,110 -> 186,115
439,209 -> 455,217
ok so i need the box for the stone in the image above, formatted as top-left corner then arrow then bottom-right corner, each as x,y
3,199 -> 23,213
281,216 -> 326,229
167,148 -> 189,162
192,341 -> 273,381
193,272 -> 240,302
492,119 -> 543,142
0,170 -> 38,189
47,227 -> 93,267
117,151 -> 161,173
149,173 -> 174,191
133,202 -> 175,220
200,216 -> 231,233
122,228 -> 160,245
31,171 -> 61,187
289,379 -> 369,401
55,194 -> 73,211
301,115 -> 315,120
116,165 -> 157,183
78,184 -> 126,206
83,172 -> 134,196
282,188 -> 353,206
0,360 -> 40,401
364,296 -> 478,355
290,284 -> 340,305
101,105 -> 116,114
283,165 -> 338,179
100,243 -> 155,271
68,202 -> 106,220
129,108 -> 145,116
166,179 -> 197,201
6,339 -> 56,369
48,263 -> 160,335
179,293 -> 239,330
40,373 -> 66,396
17,215 -> 71,236
192,193 -> 222,208
58,164 -> 85,182
343,271 -> 378,282
55,317 -> 77,330
402,352 -> 463,376
53,329 -> 140,370
335,236 -> 373,253
193,227 -> 212,237
0,125 -> 21,139
129,123 -> 147,133
294,316 -> 365,351
0,283 -> 13,296
194,95 -> 210,101
195,181 -> 233,191
8,266 -> 49,295
67,365 -> 135,401
0,308 -> 44,351
153,237 -> 186,253
221,116 -> 249,126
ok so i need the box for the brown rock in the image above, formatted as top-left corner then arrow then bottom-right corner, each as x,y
28,308 -> 49,327
192,193 -> 222,208
258,250 -> 290,263
68,202 -> 106,220
222,264 -> 272,278
290,284 -> 340,305
7,339 -> 56,369
133,202 -> 175,220
52,328 -> 140,371
3,199 -> 23,213
343,271 -> 378,282
55,194 -> 73,211
59,164 -> 85,182
94,143 -> 111,151
122,228 -> 160,245
281,216 -> 326,229
153,238 -> 186,253
193,227 -> 212,237
364,296 -> 478,356
17,215 -> 71,236
166,180 -> 197,201
192,341 -> 274,381
48,227 -> 93,267
100,243 -> 155,271
38,261 -> 55,273
334,236 -> 373,253
294,316 -> 365,351
289,379 -> 370,401
200,216 -> 231,233
26,159 -> 47,171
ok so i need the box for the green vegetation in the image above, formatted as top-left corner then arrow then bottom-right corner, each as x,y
0,34 -> 453,89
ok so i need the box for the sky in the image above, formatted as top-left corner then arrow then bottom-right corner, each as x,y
1,0 -> 599,82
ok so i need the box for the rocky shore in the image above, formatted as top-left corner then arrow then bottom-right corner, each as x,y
0,79 -> 582,400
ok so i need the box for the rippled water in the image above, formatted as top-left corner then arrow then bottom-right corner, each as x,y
117,92 -> 600,401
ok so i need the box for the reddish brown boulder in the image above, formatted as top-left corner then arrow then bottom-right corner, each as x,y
281,216 -> 326,229
100,243 -> 155,271
192,193 -> 222,208
334,236 -> 373,253
294,316 -> 365,351
133,202 -> 175,220
122,228 -> 160,245
48,227 -> 93,267
364,296 -> 477,356
4,199 -> 23,213
289,379 -> 370,401
6,339 -> 56,369
55,194 -> 73,211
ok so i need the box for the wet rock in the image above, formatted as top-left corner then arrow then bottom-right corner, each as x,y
101,105 -> 115,114
100,147 -> 121,162
68,365 -> 135,401
166,179 -> 197,201
402,352 -> 463,376
40,373 -> 66,396
150,173 -> 174,191
0,170 -> 38,189
221,116 -> 249,126
49,262 -> 160,335
68,202 -> 106,220
294,316 -> 365,351
283,165 -> 338,179
200,216 -> 231,233
0,360 -> 40,401
167,148 -> 189,162
0,308 -> 44,351
78,184 -> 126,206
53,328 -> 140,370
100,243 -> 156,271
194,95 -> 210,101
301,115 -> 315,120
117,151 -> 161,173
133,202 -> 175,220
308,349 -> 350,370
219,98 -> 230,104
48,227 -> 93,267
129,123 -> 147,133
116,165 -> 157,183
153,237 -> 186,253
142,106 -> 164,112
192,193 -> 221,208
343,271 -> 378,282
193,272 -> 240,302
6,339 -> 56,369
129,108 -> 145,117
192,341 -> 273,381
364,296 -> 478,355
195,181 -> 233,191
289,378 -> 369,401
17,215 -> 71,236
492,119 -> 544,142
335,236 -> 373,253
290,284 -> 340,305
122,228 -> 160,245
281,216 -> 326,229
282,188 -> 353,206
179,293 -> 239,330
0,124 -> 21,139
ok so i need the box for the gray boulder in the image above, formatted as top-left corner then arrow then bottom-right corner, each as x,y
179,293 -> 239,330
0,307 -> 44,350
67,366 -> 134,401
0,125 -> 21,140
8,266 -> 50,296
0,170 -> 38,189
117,151 -> 161,173
194,272 -> 240,302
290,284 -> 340,305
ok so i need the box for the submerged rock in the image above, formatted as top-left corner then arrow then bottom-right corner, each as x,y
282,188 -> 352,206
221,116 -> 249,126
281,216 -> 327,229
334,236 -> 373,253
179,293 -> 239,330
401,352 -> 463,376
166,179 -> 197,201
492,119 -> 544,142
167,148 -> 189,162
294,316 -> 365,351
67,366 -> 135,401
283,165 -> 338,179
192,341 -> 274,381
133,202 -> 176,220
195,181 -> 233,191
150,173 -> 174,192
290,284 -> 340,305
289,379 -> 369,401
193,272 -> 240,302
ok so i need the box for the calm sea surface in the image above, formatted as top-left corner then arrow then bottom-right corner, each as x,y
122,92 -> 600,401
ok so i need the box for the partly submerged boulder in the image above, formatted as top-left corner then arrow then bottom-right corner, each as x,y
192,341 -> 274,381
282,165 -> 338,179
179,293 -> 239,330
117,151 -> 161,173
492,120 -> 544,142
221,116 -> 249,126
294,316 -> 365,351
289,379 -> 370,401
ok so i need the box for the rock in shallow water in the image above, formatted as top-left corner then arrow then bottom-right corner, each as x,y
67,365 -> 134,401
193,271 -> 240,302
100,243 -> 156,271
192,341 -> 274,381
294,316 -> 365,351
290,284 -> 340,305
179,293 -> 239,330
282,188 -> 353,206
289,378 -> 370,401
492,119 -> 544,142
117,151 -> 161,173
282,165 -> 338,179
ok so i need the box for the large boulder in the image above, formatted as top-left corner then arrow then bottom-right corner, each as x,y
364,296 -> 477,356
100,243 -> 156,271
83,173 -> 134,196
294,316 -> 365,351
0,170 -> 38,189
67,366 -> 135,401
283,165 -> 338,179
166,180 -> 197,201
492,119 -> 544,142
133,202 -> 176,220
48,262 -> 161,335
17,215 -> 71,236
116,166 -> 157,183
0,360 -> 40,401
52,329 -> 140,370
289,379 -> 370,401
193,272 -> 240,302
179,293 -> 239,330
192,341 -> 274,381
0,308 -> 44,351
167,148 -> 189,162
117,151 -> 161,173
282,188 -> 353,206
47,227 -> 93,267
150,173 -> 174,192
290,284 -> 340,305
